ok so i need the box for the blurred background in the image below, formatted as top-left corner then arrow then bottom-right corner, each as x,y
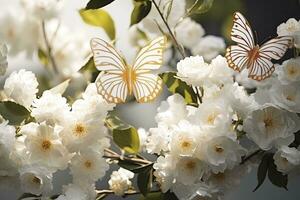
0,0 -> 300,199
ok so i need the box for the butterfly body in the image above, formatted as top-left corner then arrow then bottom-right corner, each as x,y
91,36 -> 167,103
225,12 -> 293,81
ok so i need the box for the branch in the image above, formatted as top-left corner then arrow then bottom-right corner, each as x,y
151,0 -> 186,58
41,21 -> 59,74
241,149 -> 263,165
104,148 -> 153,165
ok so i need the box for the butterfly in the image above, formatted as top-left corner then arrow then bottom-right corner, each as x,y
225,12 -> 293,81
90,36 -> 167,103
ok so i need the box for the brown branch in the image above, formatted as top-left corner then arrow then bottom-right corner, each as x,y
151,0 -> 186,58
241,149 -> 263,165
41,21 -> 58,74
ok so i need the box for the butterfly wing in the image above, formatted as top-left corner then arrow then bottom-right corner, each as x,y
259,36 -> 293,60
230,12 -> 255,51
226,12 -> 255,72
247,36 -> 292,81
91,38 -> 128,103
132,36 -> 167,103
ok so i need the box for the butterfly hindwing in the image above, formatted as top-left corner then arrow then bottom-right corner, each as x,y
225,45 -> 249,72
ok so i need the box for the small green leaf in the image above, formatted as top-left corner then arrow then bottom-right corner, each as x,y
79,56 -> 97,73
85,0 -> 115,9
268,158 -> 288,190
49,79 -> 70,95
159,72 -> 198,106
113,127 -> 140,154
139,192 -> 163,200
105,113 -> 132,130
79,9 -> 116,40
38,49 -> 49,66
0,101 -> 31,125
137,166 -> 152,196
130,1 -> 152,26
188,0 -> 214,15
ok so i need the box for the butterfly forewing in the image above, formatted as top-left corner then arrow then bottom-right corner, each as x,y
231,12 -> 255,50
259,36 -> 293,60
132,36 -> 167,73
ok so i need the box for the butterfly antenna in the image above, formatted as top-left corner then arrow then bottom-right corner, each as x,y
254,30 -> 259,44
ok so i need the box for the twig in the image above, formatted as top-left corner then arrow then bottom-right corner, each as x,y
104,148 -> 153,165
241,149 -> 263,165
41,21 -> 58,74
151,0 -> 186,58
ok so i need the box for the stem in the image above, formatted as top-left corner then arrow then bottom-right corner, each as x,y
104,148 -> 153,165
151,0 -> 186,58
41,21 -> 58,74
241,149 -> 263,165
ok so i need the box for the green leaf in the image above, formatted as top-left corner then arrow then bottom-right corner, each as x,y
139,192 -> 163,200
85,0 -> 115,9
130,1 -> 152,26
106,114 -> 140,154
188,0 -> 214,15
79,56 -> 97,73
137,166 -> 152,196
253,153 -> 272,191
159,72 -> 198,106
49,79 -> 70,95
118,160 -> 153,173
268,158 -> 288,190
18,193 -> 41,200
79,9 -> 116,40
0,101 -> 31,125
113,127 -> 140,154
38,49 -> 49,66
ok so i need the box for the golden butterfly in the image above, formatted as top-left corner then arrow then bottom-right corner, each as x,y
225,12 -> 293,81
90,36 -> 167,103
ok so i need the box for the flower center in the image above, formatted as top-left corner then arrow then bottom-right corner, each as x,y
286,94 -> 295,101
185,160 -> 196,170
84,160 -> 92,169
73,123 -> 87,137
32,176 -> 41,185
264,117 -> 273,128
41,140 -> 52,151
214,145 -> 224,153
207,112 -> 217,125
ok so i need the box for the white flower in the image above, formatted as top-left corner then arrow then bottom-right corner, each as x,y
20,0 -> 64,20
70,150 -> 108,184
141,0 -> 186,35
175,156 -> 207,185
277,18 -> 300,35
108,168 -> 134,196
155,94 -> 188,126
57,183 -> 96,200
32,90 -> 71,126
177,55 -> 211,86
153,155 -> 177,192
12,122 -> 71,171
243,105 -> 300,150
170,120 -> 200,157
0,121 -> 17,176
209,55 -> 234,86
4,69 -> 38,108
192,35 -> 226,61
19,165 -> 53,195
137,128 -> 148,152
146,123 -> 170,154
188,99 -> 232,131
61,98 -> 109,152
0,11 -> 23,55
201,136 -> 246,173
0,43 -> 8,76
274,146 -> 300,173
269,81 -> 300,113
277,57 -> 300,84
40,21 -> 89,77
175,18 -> 205,49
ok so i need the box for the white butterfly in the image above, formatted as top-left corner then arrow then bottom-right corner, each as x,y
225,12 -> 293,81
90,36 -> 167,103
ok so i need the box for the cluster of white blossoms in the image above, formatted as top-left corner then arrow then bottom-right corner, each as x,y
108,168 -> 134,196
0,0 -> 88,78
1,69 -> 115,198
